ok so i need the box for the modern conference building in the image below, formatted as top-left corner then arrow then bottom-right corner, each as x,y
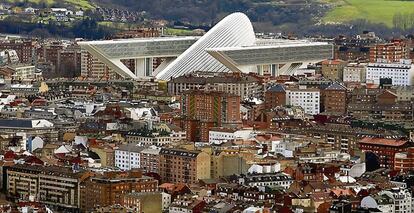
79,13 -> 333,80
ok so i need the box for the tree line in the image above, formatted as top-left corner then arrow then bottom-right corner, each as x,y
0,16 -> 116,39
393,12 -> 414,30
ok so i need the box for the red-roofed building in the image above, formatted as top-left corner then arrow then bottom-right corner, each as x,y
359,137 -> 413,169
159,183 -> 191,199
31,98 -> 47,107
3,151 -> 16,160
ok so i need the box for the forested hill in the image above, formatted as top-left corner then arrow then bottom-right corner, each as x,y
94,0 -> 326,30
2,0 -> 414,37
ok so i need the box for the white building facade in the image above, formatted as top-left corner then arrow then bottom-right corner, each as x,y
208,129 -> 253,144
366,59 -> 414,86
286,88 -> 320,115
115,144 -> 144,170
379,188 -> 412,213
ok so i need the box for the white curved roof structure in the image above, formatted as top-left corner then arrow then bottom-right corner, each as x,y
155,12 -> 256,80
79,12 -> 333,80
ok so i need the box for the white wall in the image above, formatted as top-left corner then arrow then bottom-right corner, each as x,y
115,150 -> 141,170
286,90 -> 320,115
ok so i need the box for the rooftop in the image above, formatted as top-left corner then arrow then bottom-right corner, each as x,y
359,137 -> 409,147
160,148 -> 201,158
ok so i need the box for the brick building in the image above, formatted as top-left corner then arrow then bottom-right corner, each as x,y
180,91 -> 241,142
303,122 -> 360,155
38,42 -> 82,77
333,33 -> 379,63
159,148 -> 211,184
111,27 -> 161,39
321,83 -> 347,115
0,39 -> 37,64
80,169 -> 158,212
369,40 -> 409,63
358,137 -> 413,169
168,71 -> 263,100
265,84 -> 286,109
140,147 -> 161,174
348,88 -> 414,121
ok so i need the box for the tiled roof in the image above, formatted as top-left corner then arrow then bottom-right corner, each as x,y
359,137 -> 408,147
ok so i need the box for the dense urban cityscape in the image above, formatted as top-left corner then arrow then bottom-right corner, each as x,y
0,1 -> 413,213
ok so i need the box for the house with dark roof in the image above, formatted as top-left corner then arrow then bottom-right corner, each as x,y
265,84 -> 286,110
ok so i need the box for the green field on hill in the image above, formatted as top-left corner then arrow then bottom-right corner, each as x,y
323,0 -> 414,27
4,0 -> 95,10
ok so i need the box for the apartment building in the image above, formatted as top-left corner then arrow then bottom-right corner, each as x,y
321,83 -> 347,115
348,88 -> 414,121
379,189 -> 412,213
81,170 -> 158,212
168,71 -> 263,100
115,144 -> 145,170
343,63 -> 366,83
370,40 -> 409,63
0,39 -> 37,64
358,137 -> 413,169
159,148 -> 211,184
265,84 -> 286,109
366,59 -> 414,86
139,147 -> 161,174
181,90 -> 241,142
126,131 -> 172,146
321,59 -> 347,81
394,147 -> 414,172
286,87 -> 320,115
7,165 -> 92,211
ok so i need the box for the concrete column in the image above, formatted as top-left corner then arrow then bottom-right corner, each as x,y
135,57 -> 153,77
272,64 -> 278,76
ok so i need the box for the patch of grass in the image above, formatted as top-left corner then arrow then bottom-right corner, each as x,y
323,0 -> 414,27
64,0 -> 95,10
4,0 -> 94,9
98,21 -> 131,30
5,0 -> 56,4
164,27 -> 194,36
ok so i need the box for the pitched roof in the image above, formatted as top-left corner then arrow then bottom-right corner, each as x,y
359,137 -> 408,147
267,84 -> 285,92
117,144 -> 146,153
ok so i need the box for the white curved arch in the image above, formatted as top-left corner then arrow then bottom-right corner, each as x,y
156,12 -> 256,80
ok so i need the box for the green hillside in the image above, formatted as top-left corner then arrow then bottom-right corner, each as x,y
323,0 -> 414,27
2,0 -> 95,10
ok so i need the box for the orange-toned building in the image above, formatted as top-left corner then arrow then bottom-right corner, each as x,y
180,91 -> 241,142
80,169 -> 158,212
369,40 -> 409,63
